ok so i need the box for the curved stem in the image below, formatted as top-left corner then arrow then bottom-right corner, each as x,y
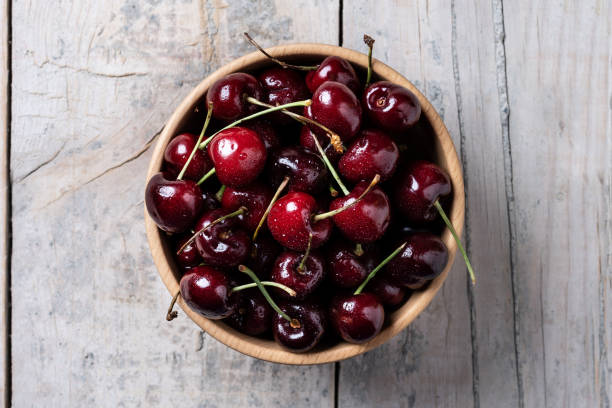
196,167 -> 216,185
363,34 -> 375,87
177,206 -> 246,254
238,265 -> 297,326
166,291 -> 180,321
252,176 -> 290,242
296,233 -> 313,273
433,200 -> 476,285
177,102 -> 213,180
354,242 -> 406,295
313,174 -> 380,222
231,281 -> 296,297
198,99 -> 312,150
215,185 -> 226,202
310,133 -> 350,196
243,33 -> 319,71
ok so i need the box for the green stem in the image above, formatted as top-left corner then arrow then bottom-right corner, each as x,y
177,206 -> 246,255
198,99 -> 312,150
354,242 -> 407,295
363,34 -> 375,87
313,174 -> 380,222
433,200 -> 476,285
238,265 -> 298,326
353,243 -> 364,257
196,167 -> 216,185
296,233 -> 313,273
329,184 -> 339,197
177,102 -> 213,180
252,176 -> 290,242
215,185 -> 226,202
310,133 -> 350,196
231,281 -> 296,297
243,32 -> 319,71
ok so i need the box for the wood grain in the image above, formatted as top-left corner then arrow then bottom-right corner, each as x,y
10,1 -> 338,406
0,0 -> 8,405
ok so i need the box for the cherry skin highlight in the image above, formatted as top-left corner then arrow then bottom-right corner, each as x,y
180,266 -> 236,319
194,208 -> 251,268
206,72 -> 263,121
339,129 -> 399,182
362,81 -> 421,134
329,293 -> 384,344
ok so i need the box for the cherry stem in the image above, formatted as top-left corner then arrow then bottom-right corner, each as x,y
363,34 -> 375,88
252,176 -> 290,242
177,206 -> 247,254
231,281 -> 297,297
310,133 -> 350,196
297,233 -> 313,273
215,185 -> 226,202
433,200 -> 476,285
354,243 -> 364,257
238,265 -> 296,325
354,242 -> 407,295
166,291 -> 180,321
329,184 -> 339,197
243,32 -> 318,71
196,167 -> 216,185
246,97 -> 344,153
313,174 -> 380,222
198,99 -> 312,150
177,102 -> 213,180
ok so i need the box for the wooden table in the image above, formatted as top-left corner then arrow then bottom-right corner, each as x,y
2,1 -> 610,406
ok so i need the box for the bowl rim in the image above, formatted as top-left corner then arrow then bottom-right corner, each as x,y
145,42 -> 465,365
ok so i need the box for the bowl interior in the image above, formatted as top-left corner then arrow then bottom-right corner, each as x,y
145,43 -> 464,365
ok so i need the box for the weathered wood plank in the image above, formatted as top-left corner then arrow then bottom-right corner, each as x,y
502,1 -> 611,407
339,3 -> 474,407
10,0 -> 338,406
1,0 -> 8,406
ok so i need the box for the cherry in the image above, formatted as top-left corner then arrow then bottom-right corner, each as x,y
247,233 -> 281,279
258,67 -> 310,125
145,172 -> 204,233
304,81 -> 362,143
329,179 -> 390,243
329,293 -> 384,344
221,181 -> 272,231
268,146 -> 328,194
207,127 -> 267,188
385,232 -> 448,287
393,160 -> 451,224
226,290 -> 272,336
327,242 -> 378,288
244,119 -> 280,151
163,133 -> 213,181
206,73 -> 263,121
299,126 -> 342,163
368,276 -> 406,307
305,56 -> 360,95
267,191 -> 332,251
271,249 -> 325,300
179,266 -> 236,319
201,189 -> 221,212
339,129 -> 399,182
194,208 -> 251,267
272,300 -> 326,352
175,234 -> 203,270
362,81 -> 421,134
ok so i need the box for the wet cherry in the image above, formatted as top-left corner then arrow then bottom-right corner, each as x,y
180,266 -> 236,319
329,293 -> 384,344
273,301 -> 326,353
194,208 -> 251,267
305,56 -> 360,95
206,73 -> 263,121
268,146 -> 328,194
339,129 -> 399,182
221,181 -> 272,231
362,81 -> 421,134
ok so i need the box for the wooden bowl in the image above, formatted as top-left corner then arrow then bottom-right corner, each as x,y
145,43 -> 464,365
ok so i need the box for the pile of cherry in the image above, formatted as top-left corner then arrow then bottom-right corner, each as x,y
146,35 -> 474,353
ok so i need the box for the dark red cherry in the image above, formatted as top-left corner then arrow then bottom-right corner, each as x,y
226,290 -> 272,336
194,208 -> 251,267
244,119 -> 280,151
385,232 -> 449,287
179,266 -> 236,319
205,73 -> 263,121
393,160 -> 451,224
304,82 -> 362,143
221,181 -> 272,231
200,190 -> 221,212
362,81 -> 421,134
268,146 -> 328,194
329,293 -> 384,344
145,172 -> 204,233
271,251 -> 325,300
247,233 -> 281,279
329,182 -> 390,243
305,56 -> 360,95
207,127 -> 267,188
299,126 -> 342,163
273,301 -> 326,353
175,234 -> 203,270
339,129 -> 399,182
258,67 -> 310,125
163,133 -> 213,181
267,192 -> 332,251
368,276 -> 406,307
327,242 -> 378,288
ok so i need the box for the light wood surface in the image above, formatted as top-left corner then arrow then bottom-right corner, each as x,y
0,0 -> 8,406
5,0 -> 611,407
